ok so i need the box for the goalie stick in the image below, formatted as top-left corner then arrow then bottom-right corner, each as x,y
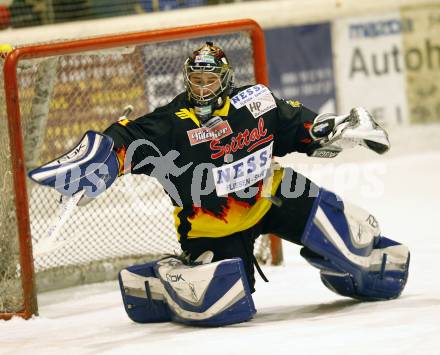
33,105 -> 134,257
33,189 -> 85,256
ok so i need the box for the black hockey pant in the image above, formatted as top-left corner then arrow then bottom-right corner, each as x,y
180,168 -> 317,292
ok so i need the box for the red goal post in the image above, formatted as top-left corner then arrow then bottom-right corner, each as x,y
1,19 -> 282,320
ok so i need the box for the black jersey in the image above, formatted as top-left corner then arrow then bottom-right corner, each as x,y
104,84 -> 317,241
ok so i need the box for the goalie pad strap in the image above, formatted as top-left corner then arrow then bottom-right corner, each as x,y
119,262 -> 171,323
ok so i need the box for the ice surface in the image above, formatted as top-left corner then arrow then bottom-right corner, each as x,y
2,146 -> 440,355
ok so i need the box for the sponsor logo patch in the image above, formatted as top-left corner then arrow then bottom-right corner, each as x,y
246,91 -> 276,118
209,117 -> 273,160
187,121 -> 232,146
212,142 -> 273,196
194,54 -> 216,64
203,116 -> 223,129
230,84 -> 270,109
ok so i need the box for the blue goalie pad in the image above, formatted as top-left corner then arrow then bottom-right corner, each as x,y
319,254 -> 410,301
118,262 -> 172,323
28,131 -> 119,198
301,188 -> 410,301
154,256 -> 256,326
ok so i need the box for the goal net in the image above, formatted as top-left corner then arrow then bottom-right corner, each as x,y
0,19 -> 281,320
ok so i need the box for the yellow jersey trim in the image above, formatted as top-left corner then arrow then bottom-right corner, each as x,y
212,97 -> 231,117
175,108 -> 201,127
173,167 -> 284,240
174,97 -> 231,127
117,118 -> 130,126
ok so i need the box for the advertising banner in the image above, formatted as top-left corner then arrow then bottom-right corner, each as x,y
333,12 -> 409,126
402,4 -> 440,123
265,24 -> 336,113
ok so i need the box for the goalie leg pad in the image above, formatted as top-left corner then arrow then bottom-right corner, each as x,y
118,262 -> 171,323
300,188 -> 410,301
154,256 -> 256,326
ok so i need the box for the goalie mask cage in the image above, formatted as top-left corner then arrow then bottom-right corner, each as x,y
0,19 -> 282,320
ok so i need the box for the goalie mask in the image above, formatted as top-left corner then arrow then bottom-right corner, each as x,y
183,42 -> 234,122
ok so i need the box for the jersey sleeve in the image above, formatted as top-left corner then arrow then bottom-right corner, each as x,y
273,97 -> 318,157
103,108 -> 173,176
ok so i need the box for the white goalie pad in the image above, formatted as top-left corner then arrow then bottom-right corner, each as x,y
120,269 -> 166,301
118,253 -> 256,326
118,261 -> 172,324
155,254 -> 256,326
301,188 -> 410,301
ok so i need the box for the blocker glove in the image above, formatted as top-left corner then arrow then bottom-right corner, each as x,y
28,131 -> 119,199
